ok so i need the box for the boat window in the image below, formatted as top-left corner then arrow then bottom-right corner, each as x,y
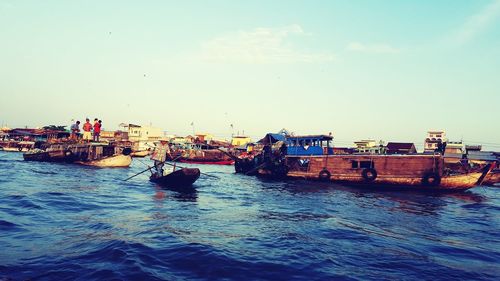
299,159 -> 310,167
351,161 -> 358,168
360,161 -> 374,169
298,159 -> 310,171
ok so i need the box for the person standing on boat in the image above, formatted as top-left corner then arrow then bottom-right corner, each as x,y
82,118 -> 93,143
93,119 -> 101,142
151,138 -> 172,177
70,121 -> 81,141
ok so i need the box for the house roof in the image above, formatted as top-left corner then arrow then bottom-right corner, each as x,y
386,142 -> 415,150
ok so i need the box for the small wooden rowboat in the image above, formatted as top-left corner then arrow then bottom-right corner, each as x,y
149,168 -> 200,187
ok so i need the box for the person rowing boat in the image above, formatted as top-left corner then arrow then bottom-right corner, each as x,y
150,137 -> 172,178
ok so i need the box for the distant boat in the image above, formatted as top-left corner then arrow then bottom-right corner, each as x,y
130,150 -> 151,157
23,143 -> 132,168
149,168 -> 200,188
75,154 -> 132,168
1,141 -> 35,152
178,145 -> 235,165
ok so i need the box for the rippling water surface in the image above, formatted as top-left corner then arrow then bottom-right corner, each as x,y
0,151 -> 499,280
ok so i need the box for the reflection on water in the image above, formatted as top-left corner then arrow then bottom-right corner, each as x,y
0,151 -> 499,281
153,185 -> 198,203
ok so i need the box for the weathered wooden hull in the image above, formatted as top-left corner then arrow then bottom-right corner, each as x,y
483,170 -> 500,186
284,170 -> 483,191
150,168 -> 200,187
23,150 -> 71,162
76,154 -> 132,167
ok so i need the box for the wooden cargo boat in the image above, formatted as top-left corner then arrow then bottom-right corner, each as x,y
149,168 -> 200,187
259,154 -> 494,191
23,143 -> 132,167
255,133 -> 495,191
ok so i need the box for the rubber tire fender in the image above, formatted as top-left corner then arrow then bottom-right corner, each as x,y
318,169 -> 331,181
64,150 -> 74,162
80,152 -> 89,161
274,165 -> 289,178
122,147 -> 132,156
362,168 -> 377,182
422,172 -> 441,187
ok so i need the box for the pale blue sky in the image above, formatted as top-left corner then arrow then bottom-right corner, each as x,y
1,0 -> 499,149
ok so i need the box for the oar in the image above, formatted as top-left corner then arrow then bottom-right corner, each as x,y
124,161 -> 163,181
162,161 -> 220,179
135,159 -> 152,168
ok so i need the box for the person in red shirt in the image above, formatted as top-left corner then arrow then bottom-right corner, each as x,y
82,118 -> 93,143
93,119 -> 102,142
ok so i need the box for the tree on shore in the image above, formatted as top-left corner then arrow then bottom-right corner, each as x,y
43,125 -> 67,131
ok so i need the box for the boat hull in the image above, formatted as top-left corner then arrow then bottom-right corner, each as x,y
76,155 -> 132,167
23,150 -> 72,162
283,171 -> 485,191
483,170 -> 500,186
149,168 -> 200,187
3,147 -> 29,152
131,150 -> 151,157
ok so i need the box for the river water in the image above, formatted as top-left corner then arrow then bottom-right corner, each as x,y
0,151 -> 499,280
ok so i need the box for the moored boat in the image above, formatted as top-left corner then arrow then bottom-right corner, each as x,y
149,168 -> 200,187
256,134 -> 495,191
260,154 -> 494,191
2,141 -> 35,152
23,143 -> 132,167
75,154 -> 132,167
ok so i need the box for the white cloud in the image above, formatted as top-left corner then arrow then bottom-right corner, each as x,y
199,24 -> 335,64
346,42 -> 400,54
451,0 -> 500,45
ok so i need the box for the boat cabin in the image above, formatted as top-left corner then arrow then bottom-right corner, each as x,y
286,135 -> 333,156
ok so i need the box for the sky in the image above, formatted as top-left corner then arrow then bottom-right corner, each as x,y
1,0 -> 499,150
